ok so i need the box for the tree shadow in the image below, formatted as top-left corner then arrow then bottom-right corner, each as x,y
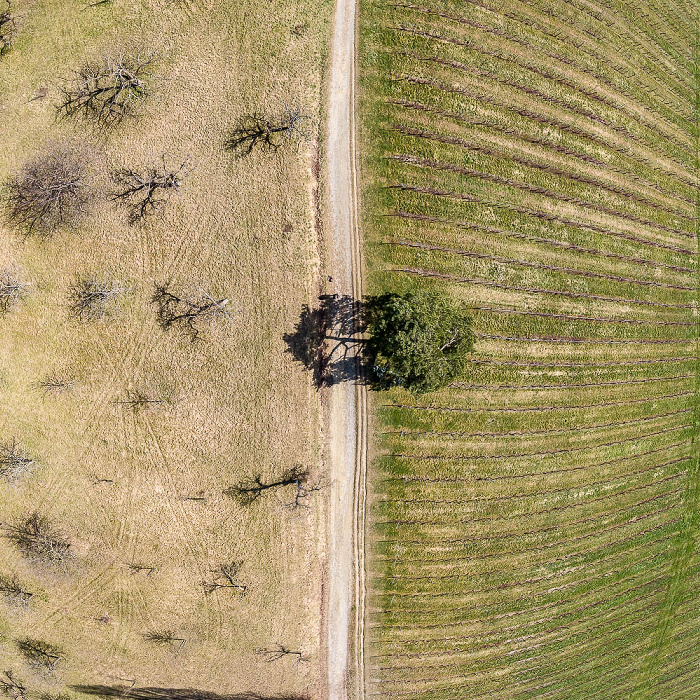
283,294 -> 368,388
72,686 -> 308,700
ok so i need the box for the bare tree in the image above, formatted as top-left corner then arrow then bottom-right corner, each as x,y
0,574 -> 32,605
2,512 -> 71,563
143,631 -> 186,653
115,389 -> 167,413
34,373 -> 75,395
225,104 -> 310,157
202,561 -> 246,596
57,53 -> 156,128
151,284 -> 232,340
0,440 -> 36,483
0,272 -> 27,314
224,464 -> 309,505
111,157 -> 190,224
127,562 -> 156,576
0,2 -> 14,57
15,638 -> 62,672
284,476 -> 325,510
255,644 -> 308,665
3,144 -> 92,236
68,277 -> 126,321
0,671 -> 26,700
180,491 -> 207,503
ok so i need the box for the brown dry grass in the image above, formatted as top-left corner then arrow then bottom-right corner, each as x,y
0,0 -> 333,698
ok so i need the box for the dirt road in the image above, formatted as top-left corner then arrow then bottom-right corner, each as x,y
326,0 -> 367,698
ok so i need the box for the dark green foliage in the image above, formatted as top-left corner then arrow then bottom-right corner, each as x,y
365,289 -> 474,393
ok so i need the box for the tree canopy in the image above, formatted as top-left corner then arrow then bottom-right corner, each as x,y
365,289 -> 474,393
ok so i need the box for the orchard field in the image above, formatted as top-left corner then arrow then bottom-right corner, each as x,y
0,1 -> 332,698
359,0 -> 700,697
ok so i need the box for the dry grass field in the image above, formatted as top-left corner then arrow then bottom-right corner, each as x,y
0,1 -> 333,698
360,0 -> 700,697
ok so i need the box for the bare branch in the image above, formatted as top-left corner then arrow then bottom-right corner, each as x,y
202,561 -> 246,596
0,272 -> 28,314
439,329 -> 461,353
111,157 -> 191,224
284,476 -> 326,509
255,644 -> 308,665
0,439 -> 36,483
180,492 -> 207,503
2,512 -> 71,563
16,638 -> 62,672
67,277 -> 126,321
34,373 -> 75,395
151,283 -> 232,341
57,53 -> 156,128
115,389 -> 167,413
127,563 -> 156,576
143,630 -> 186,653
225,104 -> 311,157
0,574 -> 33,606
0,671 -> 26,700
224,464 -> 309,505
3,144 -> 92,236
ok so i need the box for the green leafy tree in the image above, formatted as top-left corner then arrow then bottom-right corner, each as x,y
365,289 -> 474,393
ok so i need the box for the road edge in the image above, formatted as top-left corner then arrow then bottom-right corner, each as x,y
326,0 -> 368,697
